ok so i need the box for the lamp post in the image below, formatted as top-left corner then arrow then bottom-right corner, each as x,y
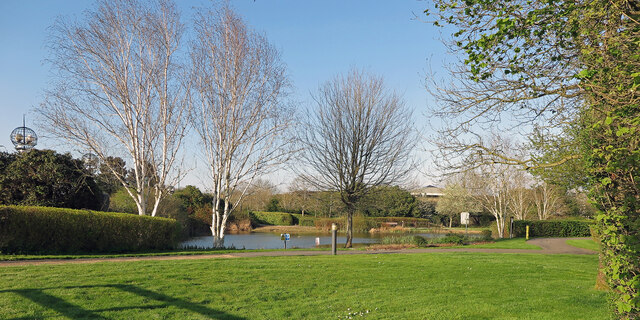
10,116 -> 37,152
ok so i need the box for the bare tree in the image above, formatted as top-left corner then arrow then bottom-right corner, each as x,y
288,175 -> 315,216
507,169 -> 534,220
241,179 -> 279,212
190,4 -> 293,248
532,180 -> 562,220
468,165 -> 512,238
299,69 -> 416,247
39,0 -> 189,216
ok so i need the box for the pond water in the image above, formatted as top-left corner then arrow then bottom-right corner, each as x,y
179,232 -> 479,250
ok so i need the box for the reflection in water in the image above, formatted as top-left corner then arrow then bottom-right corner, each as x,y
180,232 -> 475,250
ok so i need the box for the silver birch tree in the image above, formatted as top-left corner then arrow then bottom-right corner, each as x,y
190,5 -> 292,248
39,0 -> 189,216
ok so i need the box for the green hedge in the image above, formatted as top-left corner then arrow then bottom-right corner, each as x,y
0,205 -> 181,254
249,211 -> 294,226
291,214 -> 316,227
513,219 -> 593,238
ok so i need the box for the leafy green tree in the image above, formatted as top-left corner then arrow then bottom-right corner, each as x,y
0,150 -> 102,209
429,0 -> 639,315
266,197 -> 281,212
436,184 -> 479,228
96,156 -> 128,195
358,185 -> 417,217
173,185 -> 213,215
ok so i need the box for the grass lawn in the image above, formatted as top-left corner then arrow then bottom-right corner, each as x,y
465,238 -> 542,250
0,252 -> 608,319
566,239 -> 600,251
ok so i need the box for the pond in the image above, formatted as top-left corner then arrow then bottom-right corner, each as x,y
179,232 -> 480,250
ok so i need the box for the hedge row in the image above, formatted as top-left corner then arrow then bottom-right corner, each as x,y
513,219 -> 593,238
249,211 -> 294,226
291,214 -> 315,227
0,205 -> 181,254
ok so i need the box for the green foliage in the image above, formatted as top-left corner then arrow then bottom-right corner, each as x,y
172,185 -> 213,215
481,229 -> 493,240
265,197 -> 281,212
0,205 -> 180,254
430,0 -> 640,315
436,184 -> 479,227
95,156 -> 128,195
249,211 -> 294,226
380,235 -> 427,246
358,185 -> 417,217
513,220 -> 592,238
434,233 -> 467,245
291,214 -> 316,226
108,188 -> 138,214
0,150 -> 103,210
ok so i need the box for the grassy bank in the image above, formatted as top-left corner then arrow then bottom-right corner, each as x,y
566,239 -> 599,251
0,252 -> 608,319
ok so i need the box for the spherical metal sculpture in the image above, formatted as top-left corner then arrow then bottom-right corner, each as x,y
10,123 -> 37,152
82,153 -> 100,173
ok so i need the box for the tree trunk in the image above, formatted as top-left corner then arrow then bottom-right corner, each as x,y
345,208 -> 353,248
212,233 -> 225,248
449,216 -> 453,228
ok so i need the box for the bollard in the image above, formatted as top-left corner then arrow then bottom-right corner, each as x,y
526,225 -> 529,240
510,217 -> 514,239
331,223 -> 337,255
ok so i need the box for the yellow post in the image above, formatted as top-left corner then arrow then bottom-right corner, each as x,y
526,225 -> 530,240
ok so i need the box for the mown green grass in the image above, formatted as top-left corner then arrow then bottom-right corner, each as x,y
0,247 -> 331,261
465,238 -> 542,250
0,252 -> 608,319
566,239 -> 600,251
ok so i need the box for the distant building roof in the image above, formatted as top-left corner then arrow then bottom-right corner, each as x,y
411,185 -> 444,197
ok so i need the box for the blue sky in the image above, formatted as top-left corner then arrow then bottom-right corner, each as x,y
0,0 -> 448,188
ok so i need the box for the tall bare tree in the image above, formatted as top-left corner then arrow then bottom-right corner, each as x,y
468,165 -> 512,239
39,0 -> 189,216
299,69 -> 416,247
507,169 -> 534,220
190,4 -> 293,248
532,180 -> 563,220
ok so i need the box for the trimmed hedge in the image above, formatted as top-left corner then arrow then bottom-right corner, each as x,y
249,211 -> 294,226
513,219 -> 593,238
291,214 -> 316,227
0,205 -> 181,254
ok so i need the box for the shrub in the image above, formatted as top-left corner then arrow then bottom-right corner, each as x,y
481,229 -> 493,240
380,235 -> 427,246
512,219 -> 593,238
0,205 -> 180,254
434,233 -> 466,245
291,214 -> 315,226
249,211 -> 294,226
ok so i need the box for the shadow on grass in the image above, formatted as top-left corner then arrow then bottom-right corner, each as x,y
2,284 -> 246,320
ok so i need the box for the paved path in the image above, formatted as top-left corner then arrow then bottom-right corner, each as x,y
0,237 -> 596,267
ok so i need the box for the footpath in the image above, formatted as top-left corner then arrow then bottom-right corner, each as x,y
0,237 -> 596,267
